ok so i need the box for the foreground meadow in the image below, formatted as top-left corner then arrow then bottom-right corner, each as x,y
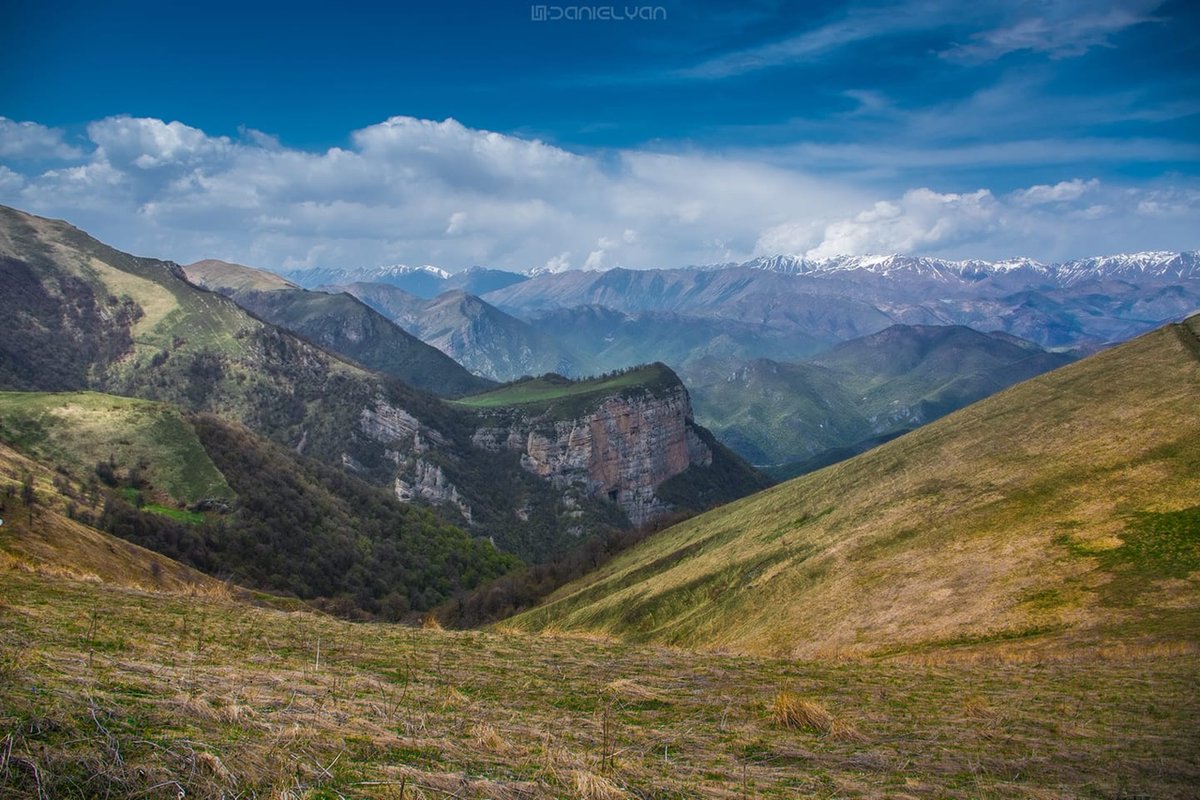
1,568 -> 1196,799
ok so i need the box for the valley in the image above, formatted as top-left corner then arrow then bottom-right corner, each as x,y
0,207 -> 1196,800
507,316 -> 1200,658
3,6 -> 1198,797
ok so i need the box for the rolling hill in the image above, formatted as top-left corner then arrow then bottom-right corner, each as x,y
508,315 -> 1200,659
681,325 -> 1076,468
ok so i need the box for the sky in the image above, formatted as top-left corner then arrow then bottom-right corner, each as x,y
0,0 -> 1197,272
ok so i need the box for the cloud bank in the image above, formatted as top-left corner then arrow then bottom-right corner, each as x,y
0,115 -> 1196,272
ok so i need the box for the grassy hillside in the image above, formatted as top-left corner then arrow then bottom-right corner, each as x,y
186,258 -> 298,292
0,440 -> 234,596
682,325 -> 1074,468
0,391 -> 519,616
2,567 -> 1196,798
453,363 -> 679,418
508,316 -> 1200,658
0,391 -> 232,505
184,260 -> 494,397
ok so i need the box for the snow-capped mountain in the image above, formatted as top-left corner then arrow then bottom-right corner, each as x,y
736,251 -> 1198,284
375,263 -> 452,280
1054,251 -> 1200,285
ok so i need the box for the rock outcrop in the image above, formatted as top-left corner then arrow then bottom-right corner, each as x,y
472,381 -> 712,526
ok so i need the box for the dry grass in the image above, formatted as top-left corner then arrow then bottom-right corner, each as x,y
771,691 -> 834,733
508,321 -> 1200,659
571,769 -> 628,799
0,569 -> 1198,799
604,678 -> 666,704
469,723 -> 507,752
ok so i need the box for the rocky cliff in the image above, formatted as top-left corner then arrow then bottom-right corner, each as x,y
468,370 -> 717,526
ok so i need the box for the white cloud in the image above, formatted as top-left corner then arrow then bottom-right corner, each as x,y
0,165 -> 24,193
445,210 -> 467,234
942,1 -> 1163,63
0,118 -> 83,160
795,188 -> 1002,259
761,179 -> 1199,262
0,114 -> 1195,270
1013,178 -> 1099,206
543,252 -> 572,272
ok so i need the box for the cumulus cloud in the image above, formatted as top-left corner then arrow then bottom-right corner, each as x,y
0,118 -> 84,160
0,114 -> 1195,270
794,188 -> 1002,259
0,114 -> 865,269
758,180 -> 1199,262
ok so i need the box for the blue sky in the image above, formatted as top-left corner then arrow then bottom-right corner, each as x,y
0,0 -> 1197,270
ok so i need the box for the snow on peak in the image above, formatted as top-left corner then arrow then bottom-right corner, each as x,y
738,251 -> 1193,283
376,263 -> 451,279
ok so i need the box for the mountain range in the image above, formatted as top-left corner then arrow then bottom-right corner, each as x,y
184,259 -> 494,397
509,313 -> 1200,658
0,205 -> 759,588
2,205 -> 1197,800
284,250 -> 1200,352
331,281 -> 580,381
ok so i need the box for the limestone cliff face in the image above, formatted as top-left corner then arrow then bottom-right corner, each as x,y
358,397 -> 472,521
472,383 -> 712,526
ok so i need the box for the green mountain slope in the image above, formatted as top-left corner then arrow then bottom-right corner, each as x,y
682,325 -> 1075,468
0,390 -> 518,614
524,304 -> 823,374
0,206 -> 671,562
0,391 -> 232,505
184,260 -> 493,396
681,357 -> 868,465
509,316 -> 1200,658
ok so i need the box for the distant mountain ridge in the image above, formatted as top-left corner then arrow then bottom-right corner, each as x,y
184,259 -> 493,397
682,324 -> 1074,470
330,282 -> 581,381
720,250 -> 1200,284
480,251 -> 1199,350
284,249 -> 1199,294
287,263 -> 526,298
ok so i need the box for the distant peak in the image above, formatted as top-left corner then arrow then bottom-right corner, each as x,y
377,263 -> 452,280
728,251 -> 1196,282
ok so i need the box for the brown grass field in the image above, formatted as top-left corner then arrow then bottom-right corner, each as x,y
1,564 -> 1198,799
